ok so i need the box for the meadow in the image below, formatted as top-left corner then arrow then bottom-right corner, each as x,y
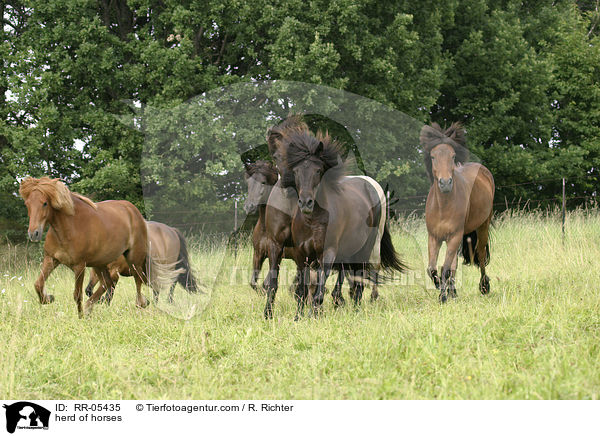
0,208 -> 599,399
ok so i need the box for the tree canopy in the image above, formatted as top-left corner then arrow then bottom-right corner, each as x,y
1,0 -> 599,239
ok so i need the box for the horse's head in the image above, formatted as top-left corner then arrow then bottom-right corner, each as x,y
19,177 -> 74,242
286,131 -> 343,215
244,161 -> 278,214
430,143 -> 457,193
420,122 -> 469,194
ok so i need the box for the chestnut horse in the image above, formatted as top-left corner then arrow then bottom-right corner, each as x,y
420,123 -> 495,302
20,177 -> 178,317
84,220 -> 200,303
280,130 -> 407,318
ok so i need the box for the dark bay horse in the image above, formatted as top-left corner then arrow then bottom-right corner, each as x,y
84,220 -> 200,303
243,160 -> 295,291
261,115 -> 346,318
20,177 -> 179,317
279,130 -> 407,318
421,122 -> 495,302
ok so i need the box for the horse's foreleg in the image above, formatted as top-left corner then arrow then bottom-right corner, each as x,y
71,264 -> 86,318
251,249 -> 266,293
263,242 -> 283,319
476,220 -> 491,295
293,266 -> 308,321
34,256 -> 58,304
331,268 -> 345,307
427,234 -> 442,290
370,271 -> 379,302
350,264 -> 367,306
101,267 -> 121,304
440,234 -> 461,303
313,249 -> 335,313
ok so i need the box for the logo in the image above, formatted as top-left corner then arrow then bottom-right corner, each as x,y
2,402 -> 50,433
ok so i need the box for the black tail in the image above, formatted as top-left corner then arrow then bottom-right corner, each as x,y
380,223 -> 408,273
175,229 -> 202,293
461,231 -> 490,266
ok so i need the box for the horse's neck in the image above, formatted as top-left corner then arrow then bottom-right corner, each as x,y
47,207 -> 76,246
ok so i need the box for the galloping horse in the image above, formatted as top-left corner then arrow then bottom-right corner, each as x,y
20,177 -> 178,317
280,130 -> 407,318
421,122 -> 495,302
84,220 -> 200,303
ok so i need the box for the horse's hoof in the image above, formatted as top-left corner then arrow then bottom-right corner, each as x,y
448,287 -> 457,298
480,276 -> 490,295
83,301 -> 93,317
439,292 -> 448,303
264,307 -> 273,320
136,296 -> 149,309
370,292 -> 379,302
41,294 -> 54,304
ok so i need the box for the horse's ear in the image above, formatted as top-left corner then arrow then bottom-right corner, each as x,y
445,122 -> 466,146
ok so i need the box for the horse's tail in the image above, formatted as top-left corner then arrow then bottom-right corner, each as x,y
174,229 -> 203,294
461,231 -> 490,266
380,223 -> 408,274
146,254 -> 185,295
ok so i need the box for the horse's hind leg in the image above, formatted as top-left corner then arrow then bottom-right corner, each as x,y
34,256 -> 58,304
476,219 -> 491,295
370,271 -> 379,302
129,264 -> 149,309
84,266 -> 113,317
263,242 -> 283,319
293,267 -> 308,321
100,269 -> 120,305
85,269 -> 99,298
251,249 -> 266,293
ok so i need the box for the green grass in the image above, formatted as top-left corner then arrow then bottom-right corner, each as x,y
1,209 -> 599,399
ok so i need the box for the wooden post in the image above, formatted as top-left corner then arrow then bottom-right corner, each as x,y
386,190 -> 390,221
562,177 -> 566,244
234,199 -> 238,231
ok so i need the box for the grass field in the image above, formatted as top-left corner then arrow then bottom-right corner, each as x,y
1,209 -> 599,399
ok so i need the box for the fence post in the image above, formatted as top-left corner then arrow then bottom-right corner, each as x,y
386,190 -> 390,221
234,199 -> 238,258
562,177 -> 566,244
234,199 -> 238,231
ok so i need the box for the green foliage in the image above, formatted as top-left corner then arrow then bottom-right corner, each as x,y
1,0 -> 599,238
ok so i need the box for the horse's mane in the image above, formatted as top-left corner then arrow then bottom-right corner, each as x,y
284,130 -> 347,188
420,122 -> 469,181
19,177 -> 97,216
266,114 -> 309,156
244,160 -> 278,186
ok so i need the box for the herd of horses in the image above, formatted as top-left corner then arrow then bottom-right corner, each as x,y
18,116 -> 495,319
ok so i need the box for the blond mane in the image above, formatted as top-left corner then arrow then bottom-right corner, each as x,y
19,177 -> 97,215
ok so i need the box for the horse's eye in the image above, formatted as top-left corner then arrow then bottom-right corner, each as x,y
43,202 -> 48,207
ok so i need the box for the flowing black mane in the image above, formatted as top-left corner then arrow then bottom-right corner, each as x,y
244,160 -> 278,185
420,122 -> 469,181
284,130 -> 347,186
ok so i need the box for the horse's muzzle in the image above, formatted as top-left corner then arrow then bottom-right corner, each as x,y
28,228 -> 43,242
438,178 -> 453,193
298,197 -> 314,214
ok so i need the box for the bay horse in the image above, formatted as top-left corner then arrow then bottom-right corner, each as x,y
243,160 -> 296,291
84,220 -> 200,303
262,116 -> 346,318
420,122 -> 495,302
279,130 -> 407,318
19,177 -> 179,317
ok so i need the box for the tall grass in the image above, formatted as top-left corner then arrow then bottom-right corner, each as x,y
0,209 -> 598,399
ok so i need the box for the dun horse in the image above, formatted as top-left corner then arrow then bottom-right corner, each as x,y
273,130 -> 406,319
421,122 -> 495,302
20,177 -> 179,317
85,220 -> 200,303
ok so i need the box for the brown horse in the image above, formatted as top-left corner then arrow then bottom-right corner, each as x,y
262,116 -> 346,318
84,220 -> 200,303
421,122 -> 495,302
243,160 -> 295,291
19,177 -> 177,317
281,130 -> 407,318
